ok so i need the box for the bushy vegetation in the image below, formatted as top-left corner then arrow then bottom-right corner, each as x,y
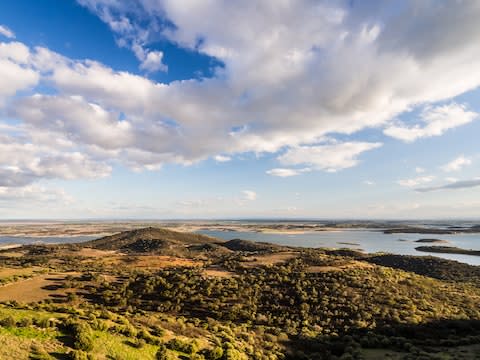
0,228 -> 480,359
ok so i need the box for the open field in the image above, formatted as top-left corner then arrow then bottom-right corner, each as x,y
0,226 -> 478,359
306,260 -> 374,273
0,272 -> 78,303
238,251 -> 298,267
0,266 -> 46,279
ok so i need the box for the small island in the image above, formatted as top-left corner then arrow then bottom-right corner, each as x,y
415,238 -> 449,244
384,225 -> 480,234
415,245 -> 480,256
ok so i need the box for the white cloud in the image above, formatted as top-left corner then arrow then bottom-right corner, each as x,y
446,177 -> 458,183
76,1 -> 166,73
1,1 -> 480,191
278,142 -> 382,173
0,129 -> 111,187
397,176 -> 435,187
416,178 -> 480,192
0,185 -> 73,205
0,25 -> 15,39
214,155 -> 231,163
0,42 -> 39,103
415,167 -> 425,174
242,190 -> 257,201
266,168 -> 311,177
384,103 -> 478,142
139,50 -> 167,72
441,155 -> 472,172
364,180 -> 375,186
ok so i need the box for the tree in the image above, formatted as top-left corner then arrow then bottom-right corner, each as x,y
156,345 -> 169,360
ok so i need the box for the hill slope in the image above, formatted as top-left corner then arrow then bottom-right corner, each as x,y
80,227 -> 220,252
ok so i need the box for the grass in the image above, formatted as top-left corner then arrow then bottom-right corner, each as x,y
91,330 -> 158,360
0,306 -> 65,321
0,334 -> 35,359
0,328 -> 65,359
0,326 -> 58,340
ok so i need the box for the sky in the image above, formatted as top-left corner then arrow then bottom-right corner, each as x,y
1,0 -> 480,220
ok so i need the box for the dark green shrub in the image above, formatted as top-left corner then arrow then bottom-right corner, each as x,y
167,338 -> 197,354
69,350 -> 87,360
0,316 -> 16,327
156,345 -> 170,360
69,322 -> 94,352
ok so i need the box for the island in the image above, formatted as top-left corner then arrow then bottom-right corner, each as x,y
415,245 -> 480,256
414,238 -> 449,244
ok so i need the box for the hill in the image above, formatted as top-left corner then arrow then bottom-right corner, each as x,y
365,253 -> 480,284
80,227 -> 220,253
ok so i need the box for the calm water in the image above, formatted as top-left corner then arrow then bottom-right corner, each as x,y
197,229 -> 480,266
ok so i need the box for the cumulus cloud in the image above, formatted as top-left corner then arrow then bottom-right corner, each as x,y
242,190 -> 257,201
266,168 -> 311,177
397,176 -> 435,187
384,103 -> 478,142
214,155 -> 231,163
0,25 -> 15,39
278,142 -> 382,173
416,178 -> 480,192
73,1 -> 480,172
0,0 -> 480,190
441,155 -> 472,172
0,129 -> 111,187
77,0 -> 167,73
139,50 -> 167,72
0,42 -> 39,103
0,185 -> 73,205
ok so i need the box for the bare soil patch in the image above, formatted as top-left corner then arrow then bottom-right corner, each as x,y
0,266 -> 46,279
68,248 -> 119,258
203,268 -> 235,278
118,255 -> 202,269
240,252 -> 298,267
0,251 -> 24,258
306,260 -> 374,273
0,272 -> 79,303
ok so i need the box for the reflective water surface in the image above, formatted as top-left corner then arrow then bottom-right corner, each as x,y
197,229 -> 480,266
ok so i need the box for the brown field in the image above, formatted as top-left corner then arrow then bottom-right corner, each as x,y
130,255 -> 202,269
306,260 -> 374,273
0,272 -> 79,303
0,266 -> 46,279
0,251 -> 24,258
239,251 -> 298,267
93,255 -> 202,269
63,248 -> 119,258
203,268 -> 236,278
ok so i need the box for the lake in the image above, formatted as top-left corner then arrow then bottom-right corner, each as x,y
197,229 -> 480,266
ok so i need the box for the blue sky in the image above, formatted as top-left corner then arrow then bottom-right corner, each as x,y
1,0 -> 480,219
